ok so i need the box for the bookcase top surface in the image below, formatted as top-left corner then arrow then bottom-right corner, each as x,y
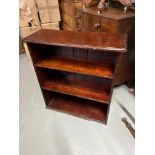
23,29 -> 127,52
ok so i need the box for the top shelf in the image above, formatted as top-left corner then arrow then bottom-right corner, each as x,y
23,29 -> 127,52
35,56 -> 114,79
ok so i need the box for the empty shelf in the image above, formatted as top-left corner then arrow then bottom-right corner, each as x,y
42,76 -> 110,104
47,94 -> 108,123
36,57 -> 114,79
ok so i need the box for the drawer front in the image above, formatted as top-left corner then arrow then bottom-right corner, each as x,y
100,18 -> 117,33
84,14 -> 102,32
84,14 -> 117,33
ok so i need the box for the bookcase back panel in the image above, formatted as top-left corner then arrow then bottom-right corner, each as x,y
28,43 -> 118,64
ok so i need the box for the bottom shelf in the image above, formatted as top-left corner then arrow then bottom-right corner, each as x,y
46,93 -> 108,123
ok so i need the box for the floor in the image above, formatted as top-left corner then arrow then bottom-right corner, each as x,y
19,54 -> 135,155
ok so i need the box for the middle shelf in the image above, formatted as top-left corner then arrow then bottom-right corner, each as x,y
35,56 -> 114,79
41,74 -> 111,104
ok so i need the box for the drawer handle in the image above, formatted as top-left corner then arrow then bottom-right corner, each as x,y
76,14 -> 81,19
94,22 -> 100,28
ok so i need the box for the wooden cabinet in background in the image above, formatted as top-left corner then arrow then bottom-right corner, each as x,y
75,6 -> 135,86
23,29 -> 127,124
59,0 -> 82,30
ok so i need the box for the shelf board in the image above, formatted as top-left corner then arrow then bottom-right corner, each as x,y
47,94 -> 107,123
35,57 -> 114,79
42,76 -> 110,104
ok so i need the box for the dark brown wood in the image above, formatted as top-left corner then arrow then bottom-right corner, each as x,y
35,56 -> 114,79
122,117 -> 135,138
42,75 -> 111,104
24,29 -> 127,124
84,13 -> 117,33
47,93 -> 108,123
75,6 -> 135,86
23,29 -> 127,52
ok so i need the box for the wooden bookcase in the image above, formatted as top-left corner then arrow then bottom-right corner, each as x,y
24,29 -> 127,124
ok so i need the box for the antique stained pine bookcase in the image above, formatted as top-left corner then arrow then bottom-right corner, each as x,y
24,29 -> 127,124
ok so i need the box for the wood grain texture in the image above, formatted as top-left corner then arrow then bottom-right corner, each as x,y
35,56 -> 114,79
23,29 -> 127,52
42,75 -> 110,104
84,13 -> 117,33
47,94 -> 108,123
